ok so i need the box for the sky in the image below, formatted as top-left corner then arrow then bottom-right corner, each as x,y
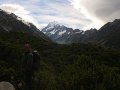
0,0 -> 120,30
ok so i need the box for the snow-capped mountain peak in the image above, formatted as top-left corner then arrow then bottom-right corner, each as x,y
41,22 -> 86,43
42,22 -> 69,35
41,21 -> 98,44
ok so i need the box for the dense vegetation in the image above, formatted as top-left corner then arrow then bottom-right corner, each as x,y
0,31 -> 120,90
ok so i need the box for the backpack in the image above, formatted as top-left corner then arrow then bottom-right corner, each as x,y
33,50 -> 40,70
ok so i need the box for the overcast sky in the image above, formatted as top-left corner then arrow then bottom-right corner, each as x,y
0,0 -> 120,30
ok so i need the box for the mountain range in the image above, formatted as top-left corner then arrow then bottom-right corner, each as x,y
42,19 -> 120,48
0,9 -> 120,48
42,22 -> 97,44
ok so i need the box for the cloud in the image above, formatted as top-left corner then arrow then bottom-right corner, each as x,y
33,3 -> 92,29
0,4 -> 41,28
0,4 -> 30,15
81,0 -> 120,21
35,15 -> 89,28
0,0 -> 93,30
1,0 -> 118,30
70,0 -> 105,29
70,0 -> 120,28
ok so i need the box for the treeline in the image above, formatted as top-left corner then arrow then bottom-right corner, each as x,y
0,32 -> 120,90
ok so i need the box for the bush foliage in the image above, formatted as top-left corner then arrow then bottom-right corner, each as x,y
0,32 -> 120,90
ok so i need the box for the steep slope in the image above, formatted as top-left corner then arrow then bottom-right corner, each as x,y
82,19 -> 120,48
96,19 -> 120,48
0,9 -> 50,41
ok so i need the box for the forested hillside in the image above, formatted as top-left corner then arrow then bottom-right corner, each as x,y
0,31 -> 120,90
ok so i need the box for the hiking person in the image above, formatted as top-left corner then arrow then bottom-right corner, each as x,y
21,43 -> 39,90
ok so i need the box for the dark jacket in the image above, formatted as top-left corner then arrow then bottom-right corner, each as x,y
22,52 -> 34,73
